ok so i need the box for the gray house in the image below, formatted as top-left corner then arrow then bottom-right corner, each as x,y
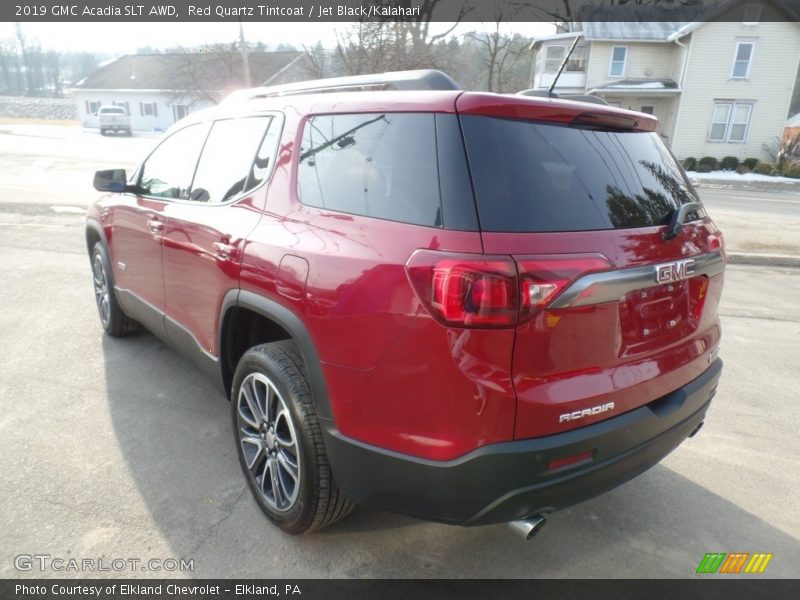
529,0 -> 800,160
69,51 -> 314,132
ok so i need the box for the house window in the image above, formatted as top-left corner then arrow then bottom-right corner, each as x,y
113,101 -> 129,115
609,46 -> 627,77
640,106 -> 655,115
140,102 -> 158,117
566,45 -> 587,72
709,101 -> 753,142
743,3 -> 761,25
731,41 -> 755,79
544,46 -> 566,74
172,104 -> 190,122
86,100 -> 101,115
543,44 -> 586,74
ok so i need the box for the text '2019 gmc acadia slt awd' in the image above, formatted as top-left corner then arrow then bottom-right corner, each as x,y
86,70 -> 724,538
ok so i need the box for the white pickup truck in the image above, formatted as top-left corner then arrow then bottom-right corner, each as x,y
97,106 -> 132,136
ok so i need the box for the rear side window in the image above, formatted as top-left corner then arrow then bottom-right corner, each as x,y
189,116 -> 270,204
297,113 -> 441,227
460,115 -> 696,232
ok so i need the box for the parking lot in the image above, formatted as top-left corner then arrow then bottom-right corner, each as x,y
0,124 -> 799,578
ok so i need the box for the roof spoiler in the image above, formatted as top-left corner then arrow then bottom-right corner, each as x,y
223,69 -> 461,103
517,89 -> 609,106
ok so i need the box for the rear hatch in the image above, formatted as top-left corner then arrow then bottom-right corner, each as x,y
456,94 -> 725,439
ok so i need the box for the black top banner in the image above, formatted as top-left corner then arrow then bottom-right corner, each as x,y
6,0 -> 800,22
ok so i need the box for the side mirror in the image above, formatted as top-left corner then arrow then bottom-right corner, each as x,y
93,169 -> 128,193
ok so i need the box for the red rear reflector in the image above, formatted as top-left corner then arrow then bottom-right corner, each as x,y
407,250 -> 518,328
547,450 -> 594,472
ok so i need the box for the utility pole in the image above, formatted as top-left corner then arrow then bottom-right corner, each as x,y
239,19 -> 251,88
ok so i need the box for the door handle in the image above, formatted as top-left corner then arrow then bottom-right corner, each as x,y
213,241 -> 237,260
147,219 -> 163,234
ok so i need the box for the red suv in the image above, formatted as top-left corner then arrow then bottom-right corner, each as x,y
87,70 -> 724,538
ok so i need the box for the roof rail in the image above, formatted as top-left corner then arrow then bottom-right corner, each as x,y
223,69 -> 461,103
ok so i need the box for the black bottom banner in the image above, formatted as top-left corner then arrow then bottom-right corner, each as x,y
2,579 -> 800,600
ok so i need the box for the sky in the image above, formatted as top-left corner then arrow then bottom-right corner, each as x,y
1,21 -> 555,53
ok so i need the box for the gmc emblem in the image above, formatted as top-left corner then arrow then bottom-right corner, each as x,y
655,258 -> 695,284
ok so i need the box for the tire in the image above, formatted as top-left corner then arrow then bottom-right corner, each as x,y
90,242 -> 140,337
99,129 -> 106,136
231,341 -> 354,534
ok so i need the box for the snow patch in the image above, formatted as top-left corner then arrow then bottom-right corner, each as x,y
686,170 -> 800,184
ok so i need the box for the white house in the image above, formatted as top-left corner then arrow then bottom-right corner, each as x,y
529,0 -> 800,161
69,50 -> 313,132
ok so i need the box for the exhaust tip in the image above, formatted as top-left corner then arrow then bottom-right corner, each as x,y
508,514 -> 547,541
689,420 -> 704,438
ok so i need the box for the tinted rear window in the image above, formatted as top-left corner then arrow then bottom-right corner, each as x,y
297,113 -> 442,227
460,115 -> 696,232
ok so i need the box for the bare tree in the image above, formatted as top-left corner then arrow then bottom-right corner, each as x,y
763,133 -> 800,174
472,28 -> 530,92
334,0 -> 470,75
302,42 -> 328,79
14,24 -> 34,96
166,44 -> 247,106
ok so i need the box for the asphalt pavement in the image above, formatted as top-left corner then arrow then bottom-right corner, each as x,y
0,123 -> 798,579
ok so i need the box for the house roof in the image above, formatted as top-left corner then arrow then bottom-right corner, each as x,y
534,0 -> 800,46
71,51 -> 309,92
589,79 -> 682,94
582,20 -> 693,41
667,0 -> 800,41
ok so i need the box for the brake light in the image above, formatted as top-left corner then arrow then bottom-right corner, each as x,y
406,251 -> 518,328
571,112 -> 656,132
517,255 -> 612,323
406,250 -> 613,329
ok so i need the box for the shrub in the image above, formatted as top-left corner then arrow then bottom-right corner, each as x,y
721,156 -> 739,170
682,157 -> 697,171
698,156 -> 718,170
753,163 -> 776,175
743,157 -> 759,170
736,165 -> 751,174
783,164 -> 800,179
696,164 -> 713,173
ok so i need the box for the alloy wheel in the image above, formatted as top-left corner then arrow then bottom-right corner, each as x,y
236,372 -> 301,512
92,254 -> 110,327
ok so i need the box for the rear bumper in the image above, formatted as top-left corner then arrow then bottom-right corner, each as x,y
323,358 -> 722,526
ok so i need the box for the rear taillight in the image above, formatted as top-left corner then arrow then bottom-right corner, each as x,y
517,255 -> 612,323
406,251 -> 518,328
406,250 -> 612,329
708,232 -> 725,256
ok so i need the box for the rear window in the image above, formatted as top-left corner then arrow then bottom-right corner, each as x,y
460,115 -> 697,232
297,113 -> 442,227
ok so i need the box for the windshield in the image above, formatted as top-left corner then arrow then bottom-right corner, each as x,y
460,115 -> 698,233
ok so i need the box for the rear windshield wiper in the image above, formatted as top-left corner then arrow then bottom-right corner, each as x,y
663,202 -> 705,241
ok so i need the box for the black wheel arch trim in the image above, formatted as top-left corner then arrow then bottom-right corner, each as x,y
221,289 -> 334,422
85,217 -> 109,256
